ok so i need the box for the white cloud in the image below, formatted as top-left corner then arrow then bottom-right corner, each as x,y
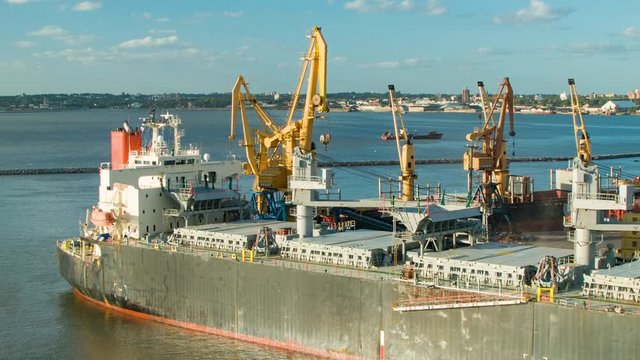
560,43 -> 627,55
72,1 -> 102,12
372,61 -> 400,69
4,0 -> 31,4
475,47 -> 512,56
344,0 -> 444,14
494,0 -> 573,24
28,25 -> 94,45
32,48 -> 100,65
333,56 -> 347,62
622,27 -> 640,38
139,12 -> 169,22
31,44 -> 207,66
149,29 -> 177,35
403,57 -> 433,67
185,12 -> 214,24
29,25 -> 67,37
363,57 -> 432,69
15,40 -> 35,48
223,11 -> 244,18
116,35 -> 178,49
424,0 -> 445,15
116,48 -> 208,62
0,60 -> 26,69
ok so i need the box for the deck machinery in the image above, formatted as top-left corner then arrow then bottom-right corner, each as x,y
554,79 -> 640,298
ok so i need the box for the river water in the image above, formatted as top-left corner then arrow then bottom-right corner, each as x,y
1,109 -> 639,359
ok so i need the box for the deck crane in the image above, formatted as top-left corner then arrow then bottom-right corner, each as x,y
388,84 -> 415,201
464,77 -> 515,207
565,78 -> 601,269
568,78 -> 592,166
229,26 -> 328,216
562,78 -> 640,269
229,76 -> 287,215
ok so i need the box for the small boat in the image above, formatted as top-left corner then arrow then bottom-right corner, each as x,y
381,130 -> 442,141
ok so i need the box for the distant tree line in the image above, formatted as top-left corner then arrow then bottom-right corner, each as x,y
0,92 -> 635,111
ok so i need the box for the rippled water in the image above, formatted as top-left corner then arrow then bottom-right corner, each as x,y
1,109 -> 639,359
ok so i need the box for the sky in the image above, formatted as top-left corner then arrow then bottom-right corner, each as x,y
1,0 -> 639,96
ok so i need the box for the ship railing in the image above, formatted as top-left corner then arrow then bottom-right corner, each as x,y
130,149 -> 163,157
288,174 -> 328,184
573,191 -> 618,202
557,298 -> 640,315
263,257 -> 399,281
176,149 -> 200,156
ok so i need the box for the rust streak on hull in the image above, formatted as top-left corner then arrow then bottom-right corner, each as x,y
72,288 -> 363,360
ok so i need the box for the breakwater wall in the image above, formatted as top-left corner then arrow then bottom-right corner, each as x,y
318,152 -> 640,167
0,167 -> 98,176
3,152 -> 640,176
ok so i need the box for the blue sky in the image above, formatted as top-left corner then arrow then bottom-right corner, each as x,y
1,0 -> 639,95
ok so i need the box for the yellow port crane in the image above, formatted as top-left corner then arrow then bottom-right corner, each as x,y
229,26 -> 328,215
464,77 -> 515,204
388,84 -> 415,201
568,78 -> 591,166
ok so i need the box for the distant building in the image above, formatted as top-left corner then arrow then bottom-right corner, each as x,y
559,92 -> 567,101
461,87 -> 470,104
601,100 -> 637,114
628,89 -> 640,100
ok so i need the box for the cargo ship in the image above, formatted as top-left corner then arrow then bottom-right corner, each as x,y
57,111 -> 640,359
380,130 -> 442,141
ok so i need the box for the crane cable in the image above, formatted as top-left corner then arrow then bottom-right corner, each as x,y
316,153 -> 394,181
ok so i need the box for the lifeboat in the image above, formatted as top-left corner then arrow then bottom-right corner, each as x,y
90,208 -> 115,227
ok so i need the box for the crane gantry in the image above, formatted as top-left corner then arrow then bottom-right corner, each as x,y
229,26 -> 328,216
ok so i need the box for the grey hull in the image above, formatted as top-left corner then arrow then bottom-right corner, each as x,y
57,243 -> 640,360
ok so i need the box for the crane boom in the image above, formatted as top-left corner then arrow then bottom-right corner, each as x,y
295,26 -> 328,153
568,78 -> 591,165
228,26 -> 329,216
388,84 -> 415,201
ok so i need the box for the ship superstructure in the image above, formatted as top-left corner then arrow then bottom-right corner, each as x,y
88,111 -> 244,241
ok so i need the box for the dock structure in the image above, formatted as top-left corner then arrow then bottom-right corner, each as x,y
583,260 -> 640,302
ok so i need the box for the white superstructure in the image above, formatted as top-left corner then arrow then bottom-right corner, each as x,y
88,112 -> 244,240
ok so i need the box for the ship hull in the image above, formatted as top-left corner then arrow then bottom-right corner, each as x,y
490,190 -> 568,233
57,242 -> 639,359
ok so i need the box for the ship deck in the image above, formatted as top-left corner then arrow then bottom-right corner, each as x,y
410,242 -> 574,266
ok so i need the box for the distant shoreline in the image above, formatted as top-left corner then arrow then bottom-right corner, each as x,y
3,152 -> 639,176
2,107 -> 637,116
